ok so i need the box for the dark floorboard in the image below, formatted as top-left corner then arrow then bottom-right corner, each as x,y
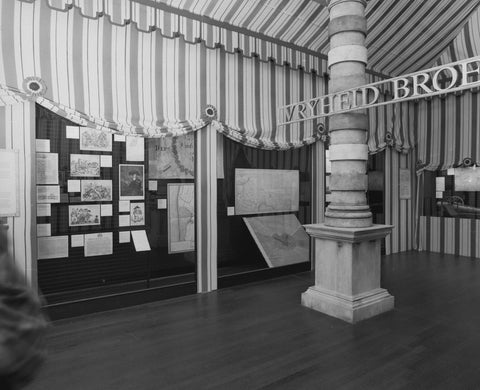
25,251 -> 480,390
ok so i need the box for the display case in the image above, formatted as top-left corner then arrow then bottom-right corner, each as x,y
35,105 -> 197,313
216,136 -> 312,284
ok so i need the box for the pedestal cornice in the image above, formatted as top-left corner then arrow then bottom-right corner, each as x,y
303,223 -> 393,243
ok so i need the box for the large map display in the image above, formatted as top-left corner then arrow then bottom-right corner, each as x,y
243,214 -> 309,268
235,169 -> 299,215
148,134 -> 194,179
167,183 -> 195,253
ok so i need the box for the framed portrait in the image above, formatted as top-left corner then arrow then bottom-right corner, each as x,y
70,154 -> 101,177
68,205 -> 101,226
119,164 -> 144,200
81,180 -> 113,202
130,202 -> 145,226
79,127 -> 112,152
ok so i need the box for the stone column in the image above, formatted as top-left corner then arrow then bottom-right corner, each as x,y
301,0 -> 394,323
325,0 -> 371,228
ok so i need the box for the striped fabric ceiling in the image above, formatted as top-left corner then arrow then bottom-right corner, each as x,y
434,6 -> 480,66
146,0 -> 480,76
19,0 -> 480,77
4,0 -> 479,151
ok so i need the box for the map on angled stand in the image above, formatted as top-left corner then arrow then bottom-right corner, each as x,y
235,169 -> 299,215
243,214 -> 309,268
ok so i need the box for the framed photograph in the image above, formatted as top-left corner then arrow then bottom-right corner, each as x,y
79,127 -> 112,152
70,154 -> 101,177
119,164 -> 144,200
130,202 -> 145,226
68,205 -> 101,226
81,180 -> 112,202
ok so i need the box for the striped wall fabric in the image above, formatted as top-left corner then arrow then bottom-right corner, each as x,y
384,148 -> 416,255
419,216 -> 480,258
0,101 -> 36,286
416,91 -> 480,171
0,0 -> 327,149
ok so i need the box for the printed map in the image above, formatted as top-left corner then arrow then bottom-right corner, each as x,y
243,214 -> 309,267
235,169 -> 299,215
148,134 -> 194,179
168,183 -> 195,253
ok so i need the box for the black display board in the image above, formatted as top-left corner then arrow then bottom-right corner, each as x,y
36,105 -> 196,299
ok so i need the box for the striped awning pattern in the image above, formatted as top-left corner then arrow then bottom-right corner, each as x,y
17,0 -> 480,77
416,91 -> 480,171
147,0 -> 479,77
368,98 -> 415,155
434,7 -> 480,66
1,0 -> 328,148
4,0 -> 476,151
17,0 -> 328,74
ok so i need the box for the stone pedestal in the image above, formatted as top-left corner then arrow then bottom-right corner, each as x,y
301,223 -> 394,323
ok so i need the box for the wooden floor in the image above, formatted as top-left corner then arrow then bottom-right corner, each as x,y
26,251 -> 480,390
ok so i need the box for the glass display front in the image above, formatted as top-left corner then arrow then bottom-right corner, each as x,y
217,136 -> 312,278
423,168 -> 480,219
35,105 -> 196,303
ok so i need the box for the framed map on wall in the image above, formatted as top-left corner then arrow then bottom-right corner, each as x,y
148,134 -> 194,179
235,169 -> 299,215
167,183 -> 195,253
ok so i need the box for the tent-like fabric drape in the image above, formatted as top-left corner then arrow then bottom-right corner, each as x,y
367,95 -> 415,154
434,7 -> 480,66
416,91 -> 480,171
17,0 -> 327,75
0,0 -> 328,149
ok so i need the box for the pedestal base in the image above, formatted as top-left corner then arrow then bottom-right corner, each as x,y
301,223 -> 394,323
301,286 -> 394,324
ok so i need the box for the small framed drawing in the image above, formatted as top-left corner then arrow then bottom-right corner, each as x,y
130,202 -> 145,226
81,180 -> 113,202
119,164 -> 144,200
69,205 -> 101,226
70,154 -> 101,177
79,127 -> 112,152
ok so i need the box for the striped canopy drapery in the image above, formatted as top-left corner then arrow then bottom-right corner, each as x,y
415,91 -> 480,171
0,0 -> 328,149
2,0 -> 468,151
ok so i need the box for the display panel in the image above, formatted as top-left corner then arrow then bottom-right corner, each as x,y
35,105 -> 196,300
234,168 -> 299,215
217,136 -> 311,277
423,169 -> 480,219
